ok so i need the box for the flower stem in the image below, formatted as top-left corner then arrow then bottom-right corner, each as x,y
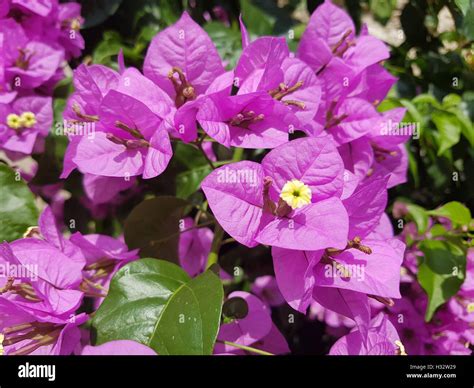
206,223 -> 224,269
217,340 -> 274,356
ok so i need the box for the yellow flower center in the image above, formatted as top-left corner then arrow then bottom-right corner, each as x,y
20,112 -> 37,128
70,18 -> 81,31
280,179 -> 312,210
6,114 -> 22,129
467,303 -> 474,313
0,333 -> 4,355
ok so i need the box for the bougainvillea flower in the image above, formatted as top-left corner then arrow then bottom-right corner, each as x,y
310,301 -> 355,330
297,0 -> 388,76
0,298 -> 87,355
69,232 -> 139,266
314,97 -> 383,145
313,287 -> 371,338
5,39 -> 63,89
202,137 -> 348,250
234,37 -> 321,126
70,90 -> 173,179
82,174 -> 136,205
216,292 -> 272,350
234,37 -> 289,94
116,67 -> 173,120
342,174 -> 388,239
347,64 -> 397,104
178,217 -> 213,277
313,238 -> 405,298
329,312 -> 405,355
196,92 -> 293,148
0,1 -> 9,18
81,340 -> 157,355
250,276 -> 285,307
2,239 -> 84,317
37,205 -> 85,264
64,64 -> 119,121
0,95 -> 52,155
144,11 -> 225,107
10,0 -> 54,17
57,2 -> 84,59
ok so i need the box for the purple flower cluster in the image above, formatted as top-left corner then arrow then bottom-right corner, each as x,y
0,0 -> 83,158
382,217 -> 474,355
1,0 -> 417,355
0,206 -> 138,355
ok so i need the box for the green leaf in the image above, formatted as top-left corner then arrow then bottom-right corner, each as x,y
429,224 -> 448,238
369,0 -> 396,24
412,94 -> 441,108
442,94 -> 462,108
427,201 -> 472,227
418,240 -> 466,321
0,164 -> 39,241
204,22 -> 242,70
81,0 -> 124,29
173,143 -> 208,169
463,8 -> 474,39
92,31 -> 122,65
93,259 -> 224,355
406,203 -> 429,233
124,196 -> 188,262
431,111 -> 462,156
240,0 -> 275,35
176,165 -> 211,199
455,0 -> 471,15
407,147 -> 419,188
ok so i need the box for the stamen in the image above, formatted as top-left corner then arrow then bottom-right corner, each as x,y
0,277 -> 14,294
229,111 -> 264,128
115,120 -> 144,139
368,294 -> 394,306
263,176 -> 277,215
320,255 -> 351,279
347,236 -> 373,254
23,226 -> 40,238
15,48 -> 34,70
106,133 -> 127,146
275,198 -> 292,218
325,113 -> 349,129
270,81 -> 304,100
282,100 -> 306,109
168,66 -> 196,107
125,139 -> 150,149
332,30 -> 354,57
8,328 -> 61,356
72,103 -> 99,122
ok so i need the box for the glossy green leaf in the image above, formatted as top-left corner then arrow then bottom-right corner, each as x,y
427,201 -> 472,227
124,196 -> 188,262
432,111 -> 461,156
176,165 -> 211,199
240,0 -> 275,35
0,164 -> 39,241
418,240 -> 466,321
93,259 -> 224,355
406,203 -> 429,233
